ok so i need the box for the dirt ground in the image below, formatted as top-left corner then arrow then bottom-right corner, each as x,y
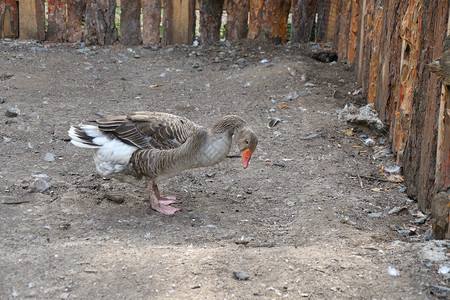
0,39 -> 449,299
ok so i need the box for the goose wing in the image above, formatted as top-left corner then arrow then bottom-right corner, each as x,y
95,112 -> 200,150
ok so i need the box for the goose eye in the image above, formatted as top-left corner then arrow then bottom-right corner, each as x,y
245,140 -> 249,145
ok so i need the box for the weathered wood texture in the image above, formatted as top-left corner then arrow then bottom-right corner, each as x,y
225,0 -> 249,41
67,0 -> 86,42
335,0 -> 352,62
336,0 -> 449,210
18,0 -> 45,40
0,0 -> 19,38
401,0 -> 448,210
120,0 -> 142,45
142,0 -> 161,46
162,0 -> 195,45
84,0 -> 117,45
47,0 -> 67,42
291,0 -> 315,43
199,0 -> 224,45
346,0 -> 359,66
433,34 -> 450,193
248,0 -> 292,44
316,0 -> 339,42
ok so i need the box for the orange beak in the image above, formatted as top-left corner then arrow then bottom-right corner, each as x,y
241,149 -> 253,169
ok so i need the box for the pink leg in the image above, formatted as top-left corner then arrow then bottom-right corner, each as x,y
148,181 -> 180,215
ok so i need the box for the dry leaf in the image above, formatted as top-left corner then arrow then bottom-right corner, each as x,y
353,145 -> 362,149
345,129 -> 355,136
150,84 -> 165,88
280,104 -> 290,109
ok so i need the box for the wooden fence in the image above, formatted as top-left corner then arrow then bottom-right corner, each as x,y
0,0 -> 340,45
332,0 -> 449,215
0,0 -> 449,230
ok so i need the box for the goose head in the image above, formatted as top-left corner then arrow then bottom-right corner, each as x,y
236,126 -> 258,169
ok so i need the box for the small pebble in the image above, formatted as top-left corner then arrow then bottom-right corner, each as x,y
233,270 -> 250,280
225,40 -> 231,47
5,108 -> 18,117
167,48 -> 174,52
368,212 -> 382,218
426,263 -> 435,269
414,217 -> 427,224
305,82 -> 316,87
33,178 -> 51,192
397,229 -> 413,236
0,97 -> 5,103
299,90 -> 310,96
44,153 -> 55,162
424,229 -> 433,241
76,48 -> 87,54
236,58 -> 246,64
134,54 -> 140,59
192,63 -> 199,68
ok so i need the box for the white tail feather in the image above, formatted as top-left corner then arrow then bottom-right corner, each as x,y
68,124 -> 108,148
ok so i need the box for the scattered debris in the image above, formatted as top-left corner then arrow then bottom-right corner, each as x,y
299,133 -> 319,140
233,270 -> 250,281
387,266 -> 400,277
268,117 -> 281,128
5,107 -> 19,118
105,192 -> 125,204
33,178 -> 51,193
388,207 -> 409,216
338,104 -> 386,131
44,153 -> 55,162
149,84 -> 165,88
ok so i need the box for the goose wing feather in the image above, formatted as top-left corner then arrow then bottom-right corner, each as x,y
96,112 -> 200,150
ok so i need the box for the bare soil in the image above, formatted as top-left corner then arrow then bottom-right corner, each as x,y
0,40 -> 448,299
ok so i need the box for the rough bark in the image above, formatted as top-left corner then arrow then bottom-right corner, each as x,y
0,0 -> 19,39
47,0 -> 67,42
402,0 -> 448,210
225,0 -> 249,41
120,0 -> 142,45
199,0 -> 224,45
84,0 -> 117,46
291,0 -> 315,43
248,0 -> 292,44
142,0 -> 161,46
67,0 -> 87,42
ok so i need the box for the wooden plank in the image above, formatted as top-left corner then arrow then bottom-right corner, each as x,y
367,4 -> 383,103
337,0 -> 352,62
162,0 -> 195,45
0,0 -> 19,38
84,0 -> 117,45
347,0 -> 359,66
324,0 -> 339,43
67,0 -> 86,43
142,0 -> 161,46
198,0 -> 224,45
225,0 -> 249,41
18,0 -> 45,40
248,0 -> 292,44
392,0 -> 423,156
434,25 -> 450,194
120,0 -> 142,45
402,0 -> 448,210
47,0 -> 67,42
290,0 -> 316,43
